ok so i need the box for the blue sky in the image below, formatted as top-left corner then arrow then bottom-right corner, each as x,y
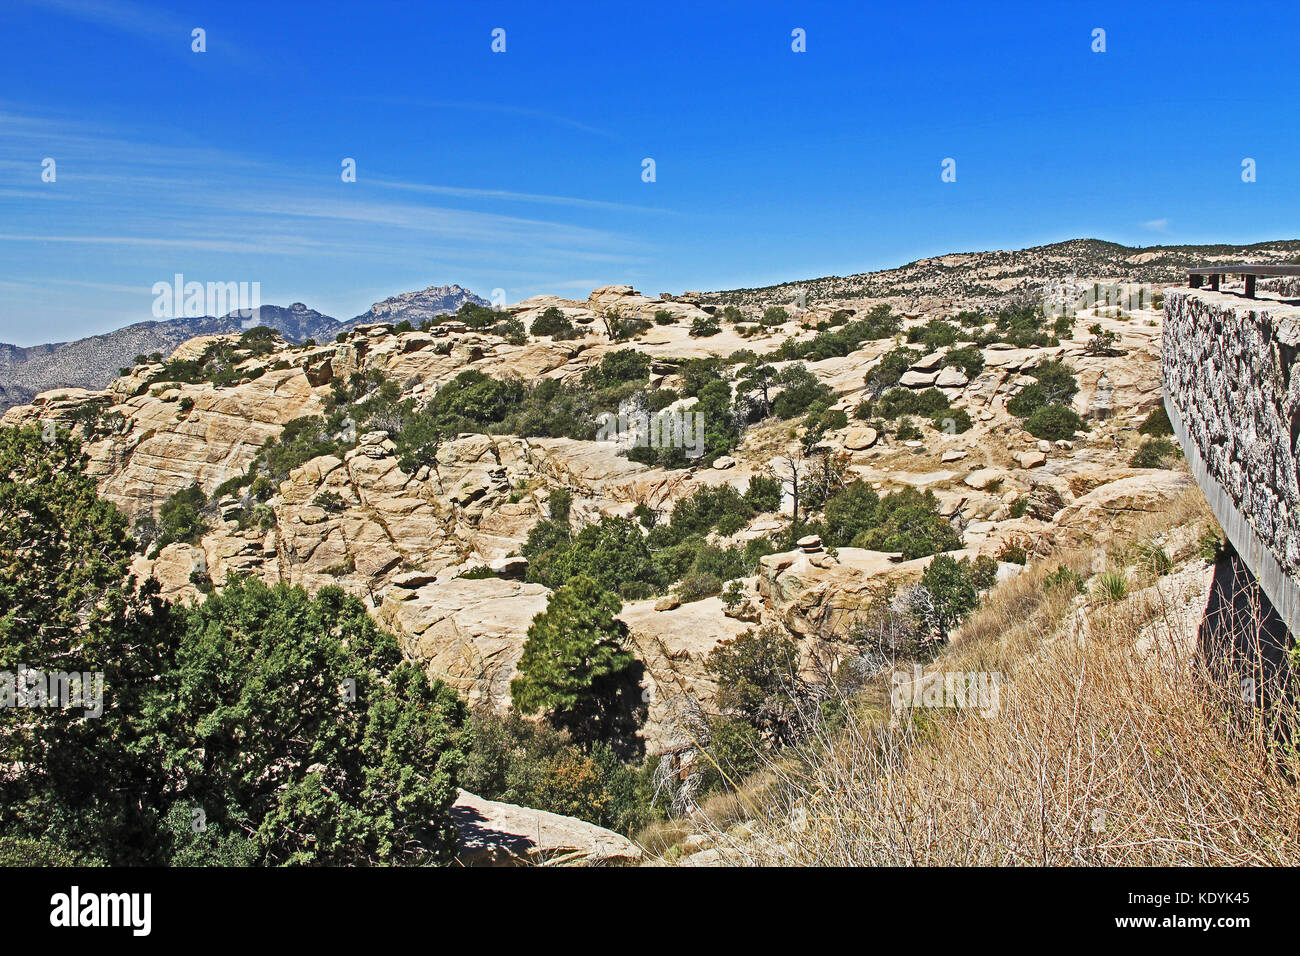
1,0 -> 1297,345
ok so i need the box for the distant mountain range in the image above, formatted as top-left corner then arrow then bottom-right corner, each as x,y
0,284 -> 488,411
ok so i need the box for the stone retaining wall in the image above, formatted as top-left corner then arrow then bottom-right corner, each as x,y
1163,288 -> 1300,636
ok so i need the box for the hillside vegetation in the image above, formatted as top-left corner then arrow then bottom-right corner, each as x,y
4,253 -> 1292,866
653,490 -> 1300,866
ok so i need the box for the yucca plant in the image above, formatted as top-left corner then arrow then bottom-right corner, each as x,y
1095,570 -> 1129,602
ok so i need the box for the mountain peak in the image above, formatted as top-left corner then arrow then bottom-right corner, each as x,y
349,284 -> 490,328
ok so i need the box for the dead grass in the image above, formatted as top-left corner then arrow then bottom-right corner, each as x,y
673,487 -> 1300,865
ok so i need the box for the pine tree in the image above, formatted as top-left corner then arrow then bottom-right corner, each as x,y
511,576 -> 645,755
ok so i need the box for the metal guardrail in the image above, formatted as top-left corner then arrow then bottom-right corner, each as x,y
1187,263 -> 1300,298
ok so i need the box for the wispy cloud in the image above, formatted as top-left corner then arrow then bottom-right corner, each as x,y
11,0 -> 258,69
370,178 -> 667,215
0,106 -> 659,340
354,96 -> 617,139
14,0 -> 177,42
1139,217 -> 1171,233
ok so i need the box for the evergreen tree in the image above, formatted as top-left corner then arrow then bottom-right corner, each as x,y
0,425 -> 176,864
511,576 -> 645,756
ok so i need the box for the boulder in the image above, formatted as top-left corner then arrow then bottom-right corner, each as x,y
797,534 -> 823,553
963,468 -> 1003,490
899,370 -> 938,388
655,594 -> 682,612
453,790 -> 642,867
1024,483 -> 1068,521
910,349 -> 948,372
1040,472 -> 1197,552
843,426 -> 878,451
379,578 -> 552,710
758,547 -> 938,640
935,366 -> 969,388
488,555 -> 528,579
723,597 -> 761,622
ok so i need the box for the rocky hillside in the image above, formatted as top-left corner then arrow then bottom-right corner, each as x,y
657,484 -> 1300,867
0,304 -> 334,413
4,267 -> 1209,754
707,237 -> 1300,309
0,285 -> 487,413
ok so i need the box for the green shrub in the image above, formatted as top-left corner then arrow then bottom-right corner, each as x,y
906,318 -> 961,350
526,516 -> 661,599
743,475 -> 782,513
458,711 -> 659,836
971,554 -> 999,590
772,364 -> 833,419
1025,404 -> 1085,441
533,307 -> 580,339
920,554 -> 981,640
1083,323 -> 1121,356
985,304 -> 1058,348
822,481 -> 881,548
584,349 -> 651,388
715,512 -> 746,536
493,316 -> 527,345
0,836 -> 104,867
1130,436 -> 1178,468
931,407 -> 972,434
1138,405 -> 1174,437
153,483 -> 210,553
549,487 -> 573,522
1133,542 -> 1173,576
775,305 -> 901,362
707,627 -> 808,746
875,387 -> 950,420
603,311 -> 653,341
846,486 -> 961,559
164,579 -> 466,865
895,417 -> 922,441
696,717 -> 762,792
690,314 -> 721,336
996,538 -> 1029,565
1006,361 -> 1079,417
1199,527 -> 1226,563
943,346 -> 985,379
677,571 -> 724,602
1043,565 -> 1085,594
312,490 -> 348,513
863,346 -> 920,396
